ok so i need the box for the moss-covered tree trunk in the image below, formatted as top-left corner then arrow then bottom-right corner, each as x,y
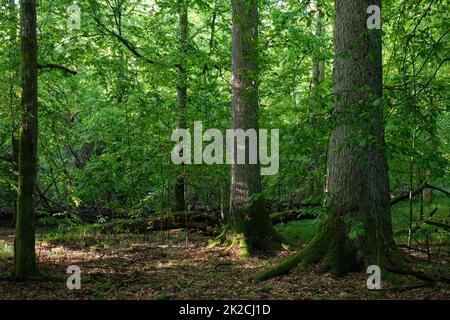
228,0 -> 279,256
174,0 -> 188,212
256,0 -> 402,280
312,0 -> 400,275
13,0 -> 38,279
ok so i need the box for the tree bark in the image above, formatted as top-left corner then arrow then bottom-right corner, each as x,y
301,0 -> 402,275
174,0 -> 188,212
14,0 -> 38,279
407,129 -> 416,246
255,0 -> 403,280
307,2 -> 326,197
228,0 -> 279,256
311,3 -> 325,96
9,0 -> 19,227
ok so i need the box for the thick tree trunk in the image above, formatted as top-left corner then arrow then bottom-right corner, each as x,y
302,0 -> 402,275
256,0 -> 403,280
305,0 -> 401,275
14,0 -> 38,278
174,0 -> 188,212
228,0 -> 279,256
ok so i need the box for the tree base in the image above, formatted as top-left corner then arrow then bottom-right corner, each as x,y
254,214 -> 407,281
209,225 -> 282,258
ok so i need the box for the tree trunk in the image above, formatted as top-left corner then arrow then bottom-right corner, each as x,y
228,0 -> 279,256
307,2 -> 326,198
311,3 -> 325,96
303,0 -> 401,275
14,0 -> 38,279
407,129 -> 416,247
256,0 -> 403,280
174,0 -> 188,212
9,0 -> 19,227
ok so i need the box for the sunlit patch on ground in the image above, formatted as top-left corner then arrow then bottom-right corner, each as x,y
0,227 -> 449,300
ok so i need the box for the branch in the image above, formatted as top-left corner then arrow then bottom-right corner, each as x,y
391,182 -> 449,206
389,267 -> 450,284
38,64 -> 78,75
424,220 -> 450,231
425,184 -> 450,197
390,55 -> 450,108
91,14 -> 155,65
394,208 -> 438,235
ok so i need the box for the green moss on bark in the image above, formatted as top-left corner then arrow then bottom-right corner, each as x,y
210,199 -> 281,257
254,212 -> 407,281
230,198 -> 282,257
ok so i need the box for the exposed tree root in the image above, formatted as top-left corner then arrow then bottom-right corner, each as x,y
208,223 -> 283,258
251,249 -> 304,281
388,267 -> 450,284
207,226 -> 228,249
376,283 -> 434,292
253,214 -> 407,281
207,226 -> 249,256
0,272 -> 63,282
254,240 -> 450,285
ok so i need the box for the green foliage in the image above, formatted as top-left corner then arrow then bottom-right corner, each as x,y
392,194 -> 450,245
342,216 -> 366,240
0,1 -> 447,248
275,219 -> 320,245
0,240 -> 13,260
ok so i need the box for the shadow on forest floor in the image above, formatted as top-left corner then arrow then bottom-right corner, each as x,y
0,227 -> 449,300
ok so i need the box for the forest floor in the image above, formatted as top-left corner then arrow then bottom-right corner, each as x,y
0,226 -> 449,300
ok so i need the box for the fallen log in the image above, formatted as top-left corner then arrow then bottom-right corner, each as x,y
148,211 -> 218,231
35,206 -> 130,222
100,211 -> 218,233
268,200 -> 321,211
104,209 -> 319,231
270,210 -> 317,224
3,200 -> 325,231
99,209 -> 317,233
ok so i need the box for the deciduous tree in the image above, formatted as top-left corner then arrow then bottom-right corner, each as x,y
14,0 -> 38,278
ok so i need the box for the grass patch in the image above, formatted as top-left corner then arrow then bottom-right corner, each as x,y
0,240 -> 13,259
391,194 -> 449,245
273,194 -> 449,248
275,219 -> 320,245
